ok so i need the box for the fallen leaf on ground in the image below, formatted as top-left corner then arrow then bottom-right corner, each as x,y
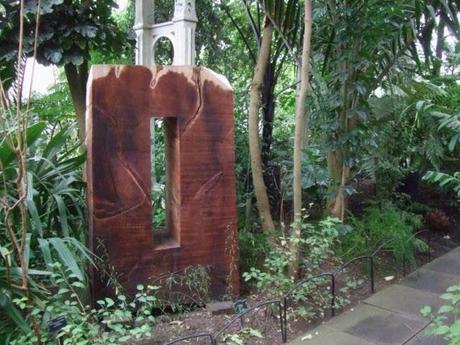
169,320 -> 184,326
301,334 -> 313,341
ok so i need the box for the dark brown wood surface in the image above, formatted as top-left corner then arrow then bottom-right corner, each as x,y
86,66 -> 239,300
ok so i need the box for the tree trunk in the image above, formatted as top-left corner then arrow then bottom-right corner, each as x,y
248,18 -> 275,233
327,148 -> 343,217
64,61 -> 88,143
329,164 -> 350,220
261,62 -> 276,167
433,18 -> 445,77
329,110 -> 358,220
261,62 -> 278,218
327,32 -> 356,221
289,0 -> 313,276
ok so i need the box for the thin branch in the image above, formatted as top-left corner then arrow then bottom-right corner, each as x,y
242,0 -> 261,46
257,1 -> 301,66
274,79 -> 300,98
221,3 -> 256,63
366,36 -> 413,98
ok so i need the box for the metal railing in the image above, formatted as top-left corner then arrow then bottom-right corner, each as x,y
164,231 -> 432,344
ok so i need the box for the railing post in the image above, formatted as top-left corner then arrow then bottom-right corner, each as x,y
331,274 -> 336,317
280,298 -> 287,343
370,256 -> 375,294
402,253 -> 407,276
427,233 -> 432,262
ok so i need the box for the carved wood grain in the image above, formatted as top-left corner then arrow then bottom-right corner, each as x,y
86,66 -> 239,300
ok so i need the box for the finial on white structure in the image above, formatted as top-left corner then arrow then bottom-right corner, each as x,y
171,0 -> 197,65
173,0 -> 198,22
134,0 -> 197,66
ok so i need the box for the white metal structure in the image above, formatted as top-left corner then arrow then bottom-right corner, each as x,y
134,0 -> 198,65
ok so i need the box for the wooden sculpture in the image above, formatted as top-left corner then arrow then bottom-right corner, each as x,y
86,65 -> 238,300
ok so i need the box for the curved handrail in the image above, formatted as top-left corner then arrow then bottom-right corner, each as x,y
213,299 -> 283,342
164,332 -> 215,345
162,230 -> 432,345
285,272 -> 334,297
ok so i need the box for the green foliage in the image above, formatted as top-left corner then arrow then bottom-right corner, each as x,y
421,283 -> 460,344
1,80 -> 86,343
359,79 -> 459,195
152,183 -> 166,228
256,0 -> 303,60
423,100 -> 460,199
0,235 -> 92,343
151,120 -> 166,229
10,263 -> 161,345
160,265 -> 211,309
243,217 -> 342,318
424,171 -> 460,199
339,202 -> 425,265
31,82 -> 75,120
238,229 -> 272,274
310,0 -> 419,172
222,327 -> 263,345
0,0 -> 131,69
1,120 -> 85,239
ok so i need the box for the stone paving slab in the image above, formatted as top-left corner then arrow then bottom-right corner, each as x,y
404,330 -> 445,345
289,247 -> 460,345
364,284 -> 443,318
400,267 -> 460,295
326,303 -> 429,345
288,325 -> 377,345
423,247 -> 460,276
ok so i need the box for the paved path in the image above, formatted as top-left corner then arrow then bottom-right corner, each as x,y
289,246 -> 460,345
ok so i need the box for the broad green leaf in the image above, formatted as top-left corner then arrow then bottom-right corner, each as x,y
438,305 -> 454,314
0,122 -> 46,167
47,237 -> 83,281
451,320 -> 460,337
0,297 -> 31,333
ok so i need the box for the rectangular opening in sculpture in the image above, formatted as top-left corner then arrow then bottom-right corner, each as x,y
151,117 -> 166,232
150,116 -> 180,247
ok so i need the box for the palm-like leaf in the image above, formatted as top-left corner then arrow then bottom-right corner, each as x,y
256,0 -> 303,63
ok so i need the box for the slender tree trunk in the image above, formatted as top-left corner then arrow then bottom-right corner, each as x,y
328,36 -> 358,221
327,148 -> 343,217
261,62 -> 276,167
433,18 -> 445,77
248,18 -> 275,233
261,62 -> 277,217
329,112 -> 357,220
329,163 -> 350,219
64,61 -> 88,143
289,0 -> 313,276
329,90 -> 348,220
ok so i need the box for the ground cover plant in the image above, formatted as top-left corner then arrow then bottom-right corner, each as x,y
422,283 -> 460,344
1,0 -> 460,344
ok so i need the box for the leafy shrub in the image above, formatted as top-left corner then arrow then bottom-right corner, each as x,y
238,229 -> 272,274
339,201 -> 426,264
10,263 -> 161,345
156,264 -> 211,310
422,104 -> 460,201
421,283 -> 460,344
243,217 -> 342,318
424,208 -> 451,233
424,171 -> 460,200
